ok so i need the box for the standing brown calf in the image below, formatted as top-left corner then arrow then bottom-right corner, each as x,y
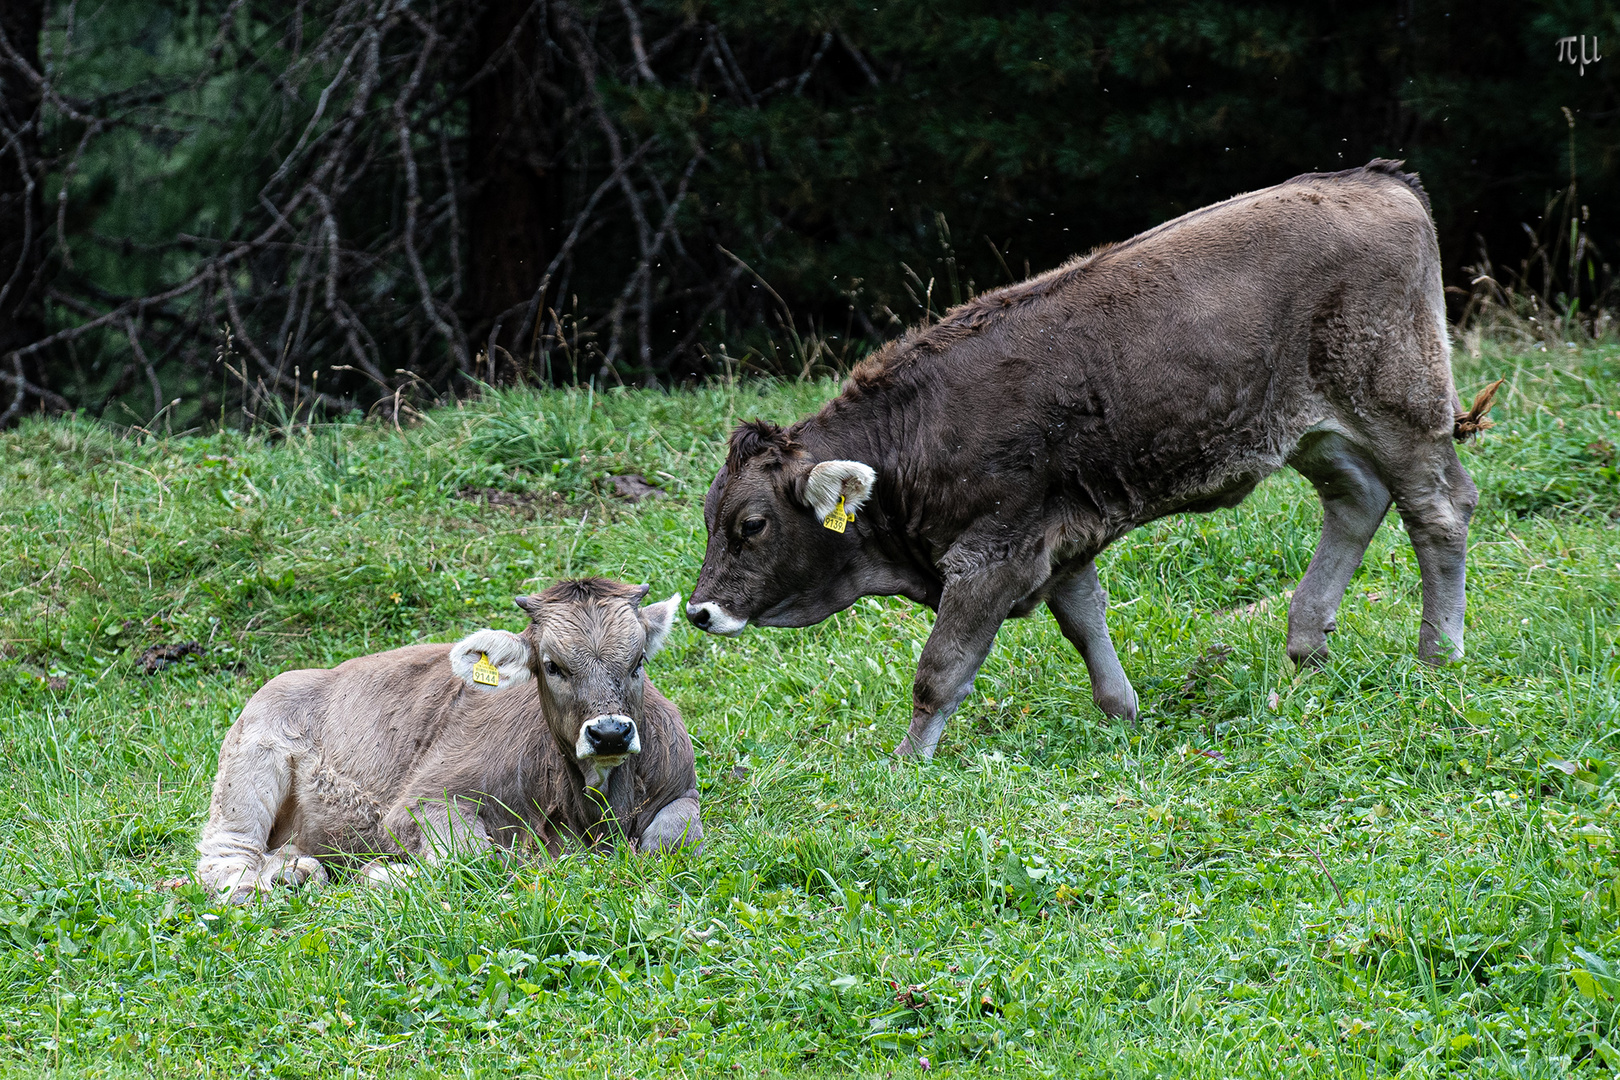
195,578 -> 701,900
687,161 -> 1493,758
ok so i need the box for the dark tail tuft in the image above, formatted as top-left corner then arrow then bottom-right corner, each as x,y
1454,378 -> 1504,441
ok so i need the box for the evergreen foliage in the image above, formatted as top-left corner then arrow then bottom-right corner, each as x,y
2,0 -> 1617,420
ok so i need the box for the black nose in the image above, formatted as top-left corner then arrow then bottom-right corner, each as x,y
587,717 -> 633,754
688,605 -> 711,629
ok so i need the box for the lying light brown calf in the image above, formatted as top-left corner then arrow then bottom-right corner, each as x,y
194,577 -> 700,901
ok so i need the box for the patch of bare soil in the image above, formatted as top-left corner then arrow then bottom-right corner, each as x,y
456,475 -> 663,515
138,642 -> 203,674
455,487 -> 566,513
608,474 -> 665,501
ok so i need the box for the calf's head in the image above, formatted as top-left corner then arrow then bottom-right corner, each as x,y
687,420 -> 875,635
451,578 -> 679,786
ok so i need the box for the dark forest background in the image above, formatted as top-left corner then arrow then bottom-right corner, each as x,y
0,0 -> 1616,428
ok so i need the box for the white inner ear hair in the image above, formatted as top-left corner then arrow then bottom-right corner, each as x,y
806,460 -> 876,521
449,629 -> 533,690
641,592 -> 681,657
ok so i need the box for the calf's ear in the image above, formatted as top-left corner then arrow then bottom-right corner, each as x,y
638,592 -> 681,658
449,629 -> 534,691
804,460 -> 876,522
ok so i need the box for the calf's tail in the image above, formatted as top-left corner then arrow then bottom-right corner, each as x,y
1454,378 -> 1504,441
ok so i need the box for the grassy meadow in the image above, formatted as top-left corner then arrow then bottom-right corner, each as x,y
0,342 -> 1617,1077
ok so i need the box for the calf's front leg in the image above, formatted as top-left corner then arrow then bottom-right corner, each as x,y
634,790 -> 704,854
1286,433 -> 1393,665
896,556 -> 1046,759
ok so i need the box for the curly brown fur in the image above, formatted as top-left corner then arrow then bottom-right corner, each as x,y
725,419 -> 797,472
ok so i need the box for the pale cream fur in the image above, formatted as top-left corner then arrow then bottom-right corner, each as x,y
193,579 -> 701,902
447,628 -> 535,690
805,460 -> 876,521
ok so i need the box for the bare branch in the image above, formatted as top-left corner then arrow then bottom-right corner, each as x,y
390,20 -> 468,371
4,0 -> 811,422
488,135 -> 660,364
0,357 -> 26,428
838,30 -> 882,87
618,0 -> 660,85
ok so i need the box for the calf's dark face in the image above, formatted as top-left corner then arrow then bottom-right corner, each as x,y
687,446 -> 877,635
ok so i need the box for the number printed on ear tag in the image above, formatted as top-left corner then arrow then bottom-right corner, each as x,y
472,651 -> 501,686
822,495 -> 855,533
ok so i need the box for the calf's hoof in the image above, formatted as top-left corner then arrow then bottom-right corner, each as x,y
1418,625 -> 1464,666
893,738 -> 936,761
895,716 -> 947,760
260,847 -> 327,891
1286,634 -> 1331,669
1286,618 -> 1334,668
358,859 -> 418,888
215,848 -> 329,904
1093,687 -> 1139,724
1419,645 -> 1464,666
196,859 -> 269,904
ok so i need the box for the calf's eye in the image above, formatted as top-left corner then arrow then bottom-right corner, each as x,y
740,517 -> 766,537
545,660 -> 563,678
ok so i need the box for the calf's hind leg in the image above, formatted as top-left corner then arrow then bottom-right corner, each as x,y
195,722 -> 320,900
1047,561 -> 1137,721
364,796 -> 495,885
1285,433 -> 1393,665
1384,440 -> 1478,662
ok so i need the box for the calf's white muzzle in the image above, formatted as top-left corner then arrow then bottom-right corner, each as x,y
575,714 -> 640,790
685,601 -> 748,636
575,714 -> 641,762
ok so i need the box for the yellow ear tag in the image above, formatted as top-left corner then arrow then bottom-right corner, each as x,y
822,495 -> 855,533
472,652 -> 501,687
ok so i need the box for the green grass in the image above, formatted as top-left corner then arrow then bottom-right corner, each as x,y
0,344 -> 1616,1078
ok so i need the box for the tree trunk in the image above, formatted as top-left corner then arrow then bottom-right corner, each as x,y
467,0 -> 562,382
0,0 -> 47,419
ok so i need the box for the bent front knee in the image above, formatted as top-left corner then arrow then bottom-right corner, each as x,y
636,797 -> 704,855
1403,515 -> 1471,560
